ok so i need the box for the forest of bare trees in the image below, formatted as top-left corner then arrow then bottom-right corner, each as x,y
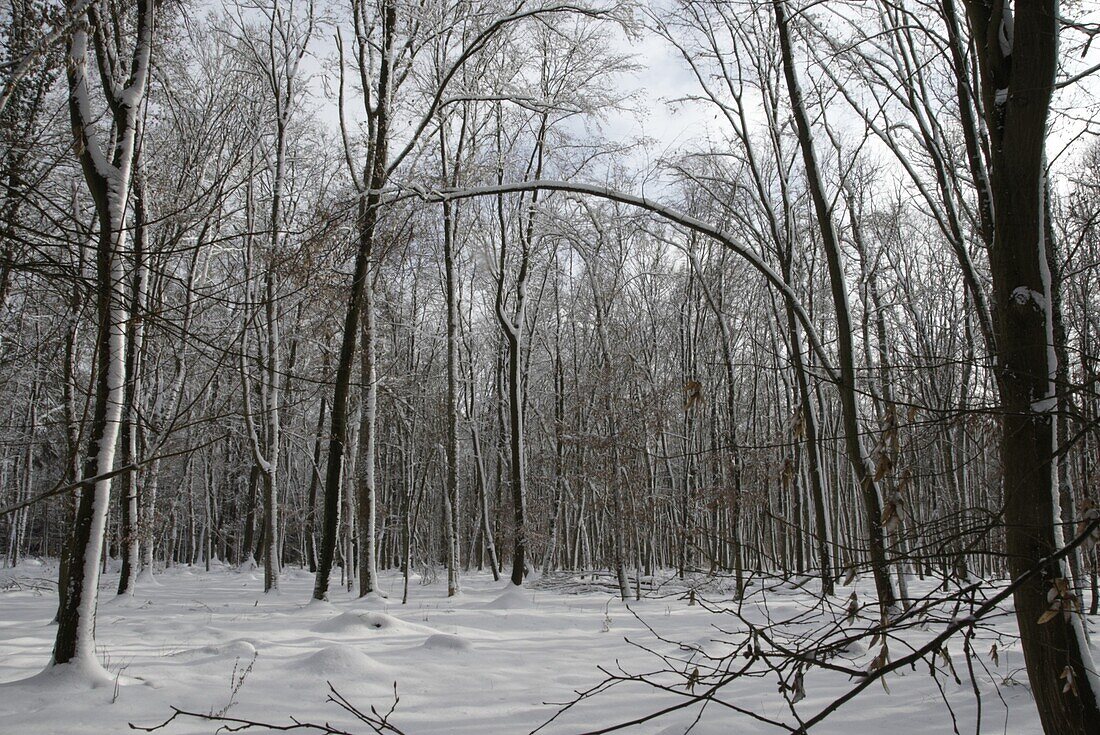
3,1 -> 1100,733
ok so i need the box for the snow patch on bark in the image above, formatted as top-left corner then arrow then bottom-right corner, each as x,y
1010,286 -> 1046,311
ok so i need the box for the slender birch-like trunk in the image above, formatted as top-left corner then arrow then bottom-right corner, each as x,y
53,0 -> 154,668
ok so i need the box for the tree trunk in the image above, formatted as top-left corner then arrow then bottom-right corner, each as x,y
314,0 -> 395,601
117,167 -> 148,596
774,0 -> 896,615
963,0 -> 1100,729
54,0 -> 153,667
357,280 -> 378,596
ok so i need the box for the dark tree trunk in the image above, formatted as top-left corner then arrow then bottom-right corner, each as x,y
963,0 -> 1100,730
774,0 -> 895,614
314,0 -> 394,601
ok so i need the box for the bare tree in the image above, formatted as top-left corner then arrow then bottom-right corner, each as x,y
53,0 -> 157,668
963,0 -> 1100,728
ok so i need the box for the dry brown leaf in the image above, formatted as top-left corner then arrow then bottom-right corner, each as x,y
869,644 -> 891,693
1037,606 -> 1061,625
874,454 -> 894,481
881,501 -> 899,532
684,380 -> 703,411
1060,665 -> 1079,697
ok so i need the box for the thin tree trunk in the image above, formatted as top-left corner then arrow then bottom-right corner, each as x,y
774,0 -> 896,615
54,0 -> 153,666
315,0 -> 394,602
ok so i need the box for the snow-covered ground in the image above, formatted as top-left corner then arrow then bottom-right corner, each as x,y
0,561 -> 1063,734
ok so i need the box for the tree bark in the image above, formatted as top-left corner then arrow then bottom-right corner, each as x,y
54,0 -> 154,667
963,0 -> 1100,729
774,0 -> 896,615
314,0 -> 395,601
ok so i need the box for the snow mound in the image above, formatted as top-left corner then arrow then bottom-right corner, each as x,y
284,567 -> 314,581
312,610 -> 429,635
486,585 -> 531,610
697,638 -> 737,659
134,569 -> 161,586
353,591 -> 390,606
102,593 -> 151,609
1,657 -> 140,692
303,598 -> 336,613
838,640 -> 865,655
298,646 -> 387,677
655,723 -> 726,735
420,633 -> 471,652
171,640 -> 258,660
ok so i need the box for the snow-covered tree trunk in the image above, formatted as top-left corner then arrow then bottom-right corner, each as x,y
53,0 -> 154,670
117,164 -> 148,597
240,299 -> 281,592
440,122 -> 462,597
56,228 -> 84,619
541,269 -> 566,574
494,187 -> 531,587
304,351 -> 328,574
357,281 -> 378,595
470,424 -> 500,580
139,247 -> 197,582
261,271 -> 281,591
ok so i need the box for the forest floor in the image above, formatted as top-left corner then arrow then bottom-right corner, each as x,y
0,560 -> 1075,734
